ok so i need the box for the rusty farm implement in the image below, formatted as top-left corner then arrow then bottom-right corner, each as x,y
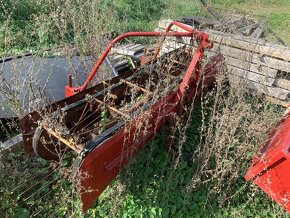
19,21 -> 223,211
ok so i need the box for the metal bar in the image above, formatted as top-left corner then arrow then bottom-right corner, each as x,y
78,120 -> 118,137
200,0 -> 224,22
23,178 -> 57,202
80,31 -> 193,91
40,124 -> 82,154
121,79 -> 152,94
63,70 -> 143,112
266,27 -> 287,46
169,59 -> 187,66
92,98 -> 129,118
11,167 -> 51,192
18,170 -> 55,197
65,28 -> 194,96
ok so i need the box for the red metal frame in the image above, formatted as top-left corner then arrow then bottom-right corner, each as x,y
245,113 -> 290,213
71,22 -> 218,211
19,21 -> 223,212
65,21 -> 212,97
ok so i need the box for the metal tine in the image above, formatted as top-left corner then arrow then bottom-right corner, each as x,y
76,101 -> 90,123
63,71 -> 146,133
47,210 -> 58,218
18,169 -> 58,198
28,189 -> 55,209
76,113 -> 102,134
91,97 -> 129,118
22,176 -> 58,201
78,120 -> 118,137
11,166 -> 52,192
121,79 -> 152,94
69,102 -> 90,132
32,198 -> 59,217
62,70 -> 143,113
70,102 -> 102,134
76,98 -> 122,136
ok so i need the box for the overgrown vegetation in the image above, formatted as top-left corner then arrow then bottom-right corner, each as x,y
1,70 -> 288,217
0,0 -> 204,55
1,0 -> 288,55
1,0 -> 290,217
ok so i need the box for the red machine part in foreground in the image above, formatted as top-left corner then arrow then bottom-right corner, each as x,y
245,107 -> 290,213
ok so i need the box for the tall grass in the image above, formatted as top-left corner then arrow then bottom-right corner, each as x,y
0,0 -> 170,55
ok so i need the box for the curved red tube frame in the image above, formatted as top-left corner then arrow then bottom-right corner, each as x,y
65,21 -> 212,97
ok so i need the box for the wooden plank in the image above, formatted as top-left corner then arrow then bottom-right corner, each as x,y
210,44 -> 290,73
159,20 -> 266,45
160,41 -> 185,55
109,54 -> 124,62
237,23 -> 259,34
164,35 -> 288,80
158,28 -> 290,74
265,96 -> 290,107
126,44 -> 142,50
180,16 -> 220,27
226,56 -> 278,78
252,54 -> 290,73
114,43 -> 135,50
113,60 -> 128,68
274,78 -> 290,91
228,75 -> 290,100
206,30 -> 290,62
131,45 -> 145,53
112,44 -> 145,56
0,134 -> 23,155
207,29 -> 266,45
206,51 -> 278,78
158,21 -> 290,63
227,65 -> 275,86
250,22 -> 266,39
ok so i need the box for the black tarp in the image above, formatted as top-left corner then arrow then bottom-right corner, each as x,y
0,56 -> 98,118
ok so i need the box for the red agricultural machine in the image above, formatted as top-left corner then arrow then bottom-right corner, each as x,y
19,20 -> 290,213
20,21 -> 223,211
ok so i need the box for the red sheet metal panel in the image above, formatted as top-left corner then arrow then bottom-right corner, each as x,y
245,114 -> 290,213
